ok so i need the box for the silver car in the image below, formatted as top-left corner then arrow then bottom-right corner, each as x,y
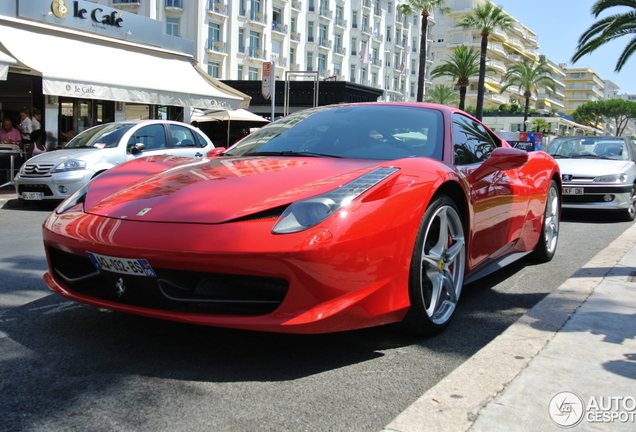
15,120 -> 214,201
544,136 -> 636,220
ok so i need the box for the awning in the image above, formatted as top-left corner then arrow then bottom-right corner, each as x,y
193,64 -> 251,110
484,82 -> 500,93
0,50 -> 16,80
0,24 -> 244,110
192,108 -> 270,123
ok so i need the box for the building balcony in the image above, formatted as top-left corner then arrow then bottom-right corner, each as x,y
271,54 -> 287,68
362,0 -> 372,9
319,69 -> 332,78
362,25 -> 372,35
165,0 -> 183,13
335,18 -> 347,28
319,8 -> 333,19
374,7 -> 382,17
290,63 -> 300,71
334,46 -> 347,56
486,59 -> 506,74
112,0 -> 140,12
206,39 -> 227,54
290,31 -> 301,42
248,47 -> 267,60
272,21 -> 288,34
373,32 -> 382,42
372,58 -> 382,67
206,1 -> 228,16
249,10 -> 268,26
318,38 -> 332,49
291,0 -> 301,11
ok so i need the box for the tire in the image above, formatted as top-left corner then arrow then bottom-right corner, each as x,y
621,185 -> 636,222
401,195 -> 466,336
531,180 -> 560,263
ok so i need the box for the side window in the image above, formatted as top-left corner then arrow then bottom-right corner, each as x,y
169,124 -> 200,148
452,114 -> 497,165
129,124 -> 167,151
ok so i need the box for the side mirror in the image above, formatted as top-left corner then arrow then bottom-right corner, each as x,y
206,147 -> 226,157
130,142 -> 146,155
469,147 -> 528,182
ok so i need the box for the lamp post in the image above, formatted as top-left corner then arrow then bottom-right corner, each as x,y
524,119 -> 530,132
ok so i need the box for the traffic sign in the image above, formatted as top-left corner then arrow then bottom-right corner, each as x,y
262,62 -> 272,99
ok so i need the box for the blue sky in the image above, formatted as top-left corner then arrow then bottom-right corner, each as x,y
495,0 -> 635,94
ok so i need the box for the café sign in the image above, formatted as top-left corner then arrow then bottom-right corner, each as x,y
51,0 -> 124,27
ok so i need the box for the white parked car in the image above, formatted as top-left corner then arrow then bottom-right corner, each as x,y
14,120 -> 214,201
544,136 -> 636,221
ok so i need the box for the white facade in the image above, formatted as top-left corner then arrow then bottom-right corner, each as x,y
107,0 -> 441,102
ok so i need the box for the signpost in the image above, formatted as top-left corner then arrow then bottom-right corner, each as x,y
262,62 -> 271,99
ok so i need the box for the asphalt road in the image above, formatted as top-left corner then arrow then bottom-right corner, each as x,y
0,202 -> 632,432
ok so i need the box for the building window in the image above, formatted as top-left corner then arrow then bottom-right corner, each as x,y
318,53 -> 326,73
351,36 -> 357,55
307,52 -> 314,71
165,0 -> 182,7
273,6 -> 282,24
248,67 -> 259,80
166,17 -> 179,37
238,0 -> 246,16
208,22 -> 220,43
308,21 -> 314,42
238,65 -> 243,80
238,28 -> 245,53
207,61 -> 220,78
350,65 -> 356,82
352,10 -> 358,28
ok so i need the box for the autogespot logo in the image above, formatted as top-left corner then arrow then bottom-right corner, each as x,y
549,391 -> 585,428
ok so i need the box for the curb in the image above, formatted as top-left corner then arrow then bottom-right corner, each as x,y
383,222 -> 636,432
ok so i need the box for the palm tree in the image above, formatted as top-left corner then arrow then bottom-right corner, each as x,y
499,60 -> 557,130
426,84 -> 460,106
430,45 -> 481,110
397,0 -> 451,102
572,0 -> 636,72
455,2 -> 513,120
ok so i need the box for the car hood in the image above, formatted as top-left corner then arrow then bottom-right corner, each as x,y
85,156 -> 395,224
556,158 -> 634,177
27,147 -> 109,164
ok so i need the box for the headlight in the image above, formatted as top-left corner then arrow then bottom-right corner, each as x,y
593,173 -> 627,183
52,159 -> 87,173
272,167 -> 399,234
55,182 -> 90,214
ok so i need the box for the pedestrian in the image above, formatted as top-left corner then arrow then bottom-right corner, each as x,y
0,117 -> 22,144
28,129 -> 46,159
32,108 -> 42,132
18,109 -> 33,150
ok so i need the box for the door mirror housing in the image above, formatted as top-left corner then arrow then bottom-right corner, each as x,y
469,147 -> 528,181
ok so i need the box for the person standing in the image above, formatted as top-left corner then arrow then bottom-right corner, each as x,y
18,109 -> 33,150
31,108 -> 42,132
0,117 -> 22,144
28,129 -> 46,159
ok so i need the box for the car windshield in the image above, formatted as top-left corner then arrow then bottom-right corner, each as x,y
224,105 -> 444,161
64,123 -> 133,149
545,137 -> 628,160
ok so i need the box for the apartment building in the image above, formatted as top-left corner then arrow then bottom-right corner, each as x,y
109,0 -> 440,108
429,0 -> 564,112
562,66 -> 605,114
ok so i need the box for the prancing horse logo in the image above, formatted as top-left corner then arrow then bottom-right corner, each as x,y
116,278 -> 126,296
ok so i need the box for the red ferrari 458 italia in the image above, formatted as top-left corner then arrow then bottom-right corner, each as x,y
42,102 -> 561,335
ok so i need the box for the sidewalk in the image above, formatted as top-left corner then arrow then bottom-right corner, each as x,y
0,185 -> 19,208
384,222 -> 636,431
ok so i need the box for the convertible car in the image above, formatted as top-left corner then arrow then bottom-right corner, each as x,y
42,103 -> 561,335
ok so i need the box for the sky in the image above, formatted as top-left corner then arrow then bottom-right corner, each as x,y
494,0 -> 635,94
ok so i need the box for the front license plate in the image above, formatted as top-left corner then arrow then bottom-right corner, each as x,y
86,252 -> 156,277
563,187 -> 584,195
22,192 -> 44,200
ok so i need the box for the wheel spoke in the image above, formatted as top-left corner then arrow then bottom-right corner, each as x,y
441,269 -> 458,303
444,237 -> 465,264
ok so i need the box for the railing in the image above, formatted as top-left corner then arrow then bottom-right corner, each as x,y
206,1 -> 227,15
362,25 -> 372,34
318,38 -> 332,49
372,58 -> 382,67
271,54 -> 288,68
248,46 -> 267,60
249,10 -> 267,24
207,39 -> 227,53
335,46 -> 346,56
319,8 -> 333,19
319,69 -> 332,78
290,31 -> 301,42
272,21 -> 288,34
362,0 -> 371,8
373,32 -> 382,42
290,63 -> 300,71
165,0 -> 182,7
335,18 -> 347,28
291,0 -> 301,11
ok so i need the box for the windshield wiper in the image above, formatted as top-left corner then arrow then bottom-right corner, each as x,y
247,151 -> 343,158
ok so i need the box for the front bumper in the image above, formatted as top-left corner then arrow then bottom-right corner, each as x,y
14,170 -> 94,200
562,184 -> 632,210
